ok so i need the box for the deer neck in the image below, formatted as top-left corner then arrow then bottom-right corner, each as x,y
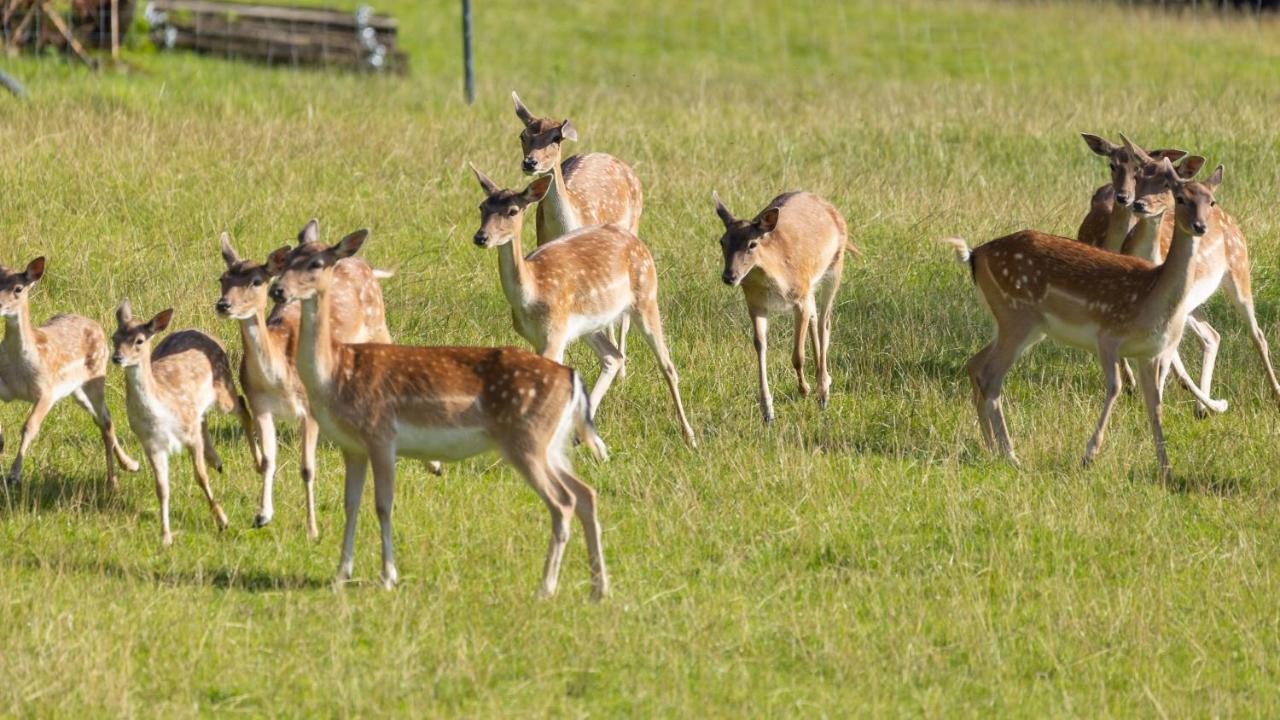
123,351 -> 159,409
1147,221 -> 1199,323
1125,208 -> 1166,263
541,161 -> 581,235
1102,201 -> 1134,253
239,307 -> 286,385
1,301 -> 39,372
296,290 -> 337,395
497,228 -> 536,312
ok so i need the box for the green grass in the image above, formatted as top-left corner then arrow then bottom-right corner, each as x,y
3,0 -> 1280,715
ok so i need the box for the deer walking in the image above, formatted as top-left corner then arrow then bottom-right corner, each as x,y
712,192 -> 856,423
216,220 -> 406,537
941,162 -> 1230,482
470,166 -> 696,447
512,91 -> 643,375
1076,132 -> 1187,252
111,301 -> 256,545
267,230 -> 609,599
0,257 -> 138,487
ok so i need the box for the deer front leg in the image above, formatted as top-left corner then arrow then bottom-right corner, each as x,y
752,311 -> 774,424
1083,342 -> 1122,468
7,394 -> 53,486
148,451 -> 173,546
336,450 -> 368,584
253,412 -> 278,529
300,415 -> 320,540
191,440 -> 229,532
367,443 -> 398,590
1137,358 -> 1172,483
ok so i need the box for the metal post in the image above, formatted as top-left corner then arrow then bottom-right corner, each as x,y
462,0 -> 474,104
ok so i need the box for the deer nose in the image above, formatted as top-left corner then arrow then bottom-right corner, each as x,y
269,285 -> 285,302
1115,193 -> 1131,206
111,353 -> 124,365
215,299 -> 231,314
522,157 -> 537,172
1193,221 -> 1207,235
1132,200 -> 1146,214
473,231 -> 489,247
721,271 -> 737,286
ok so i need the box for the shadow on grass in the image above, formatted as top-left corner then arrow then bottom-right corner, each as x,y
15,553 -> 330,592
1161,471 -> 1249,498
0,469 -> 132,517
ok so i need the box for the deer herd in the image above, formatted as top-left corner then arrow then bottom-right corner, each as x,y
0,95 -> 1270,599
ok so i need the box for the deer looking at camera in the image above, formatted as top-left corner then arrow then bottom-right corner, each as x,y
112,301 -> 257,545
267,229 -> 609,599
216,220 -> 408,538
1077,132 -> 1187,252
940,162 -> 1231,482
0,256 -> 138,487
470,165 -> 696,447
712,192 -> 856,423
512,91 -> 643,374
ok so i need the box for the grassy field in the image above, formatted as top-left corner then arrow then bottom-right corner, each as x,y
3,0 -> 1280,715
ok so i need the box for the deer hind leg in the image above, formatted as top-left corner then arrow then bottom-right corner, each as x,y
200,419 -> 224,474
368,443 -> 398,590
751,310 -> 774,424
965,342 -> 997,451
300,415 -> 320,539
971,320 -> 1040,468
613,314 -> 631,382
1184,309 -> 1222,419
252,411 -> 278,529
191,437 -> 229,532
1120,360 -> 1137,394
814,271 -> 841,409
336,450 -> 368,583
148,451 -> 173,546
234,396 -> 263,472
583,331 -> 626,415
791,300 -> 813,398
75,377 -> 139,487
550,461 -> 608,602
1137,358 -> 1172,483
7,394 -> 53,486
1082,340 -> 1123,468
631,299 -> 697,446
1223,270 -> 1280,403
512,453 -> 575,599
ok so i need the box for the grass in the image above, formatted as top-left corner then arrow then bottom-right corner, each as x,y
3,0 -> 1280,715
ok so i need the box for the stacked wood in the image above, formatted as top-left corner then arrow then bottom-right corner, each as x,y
2,1 -> 102,67
146,0 -> 406,72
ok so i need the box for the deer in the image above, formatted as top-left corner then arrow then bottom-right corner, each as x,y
215,220 -> 421,538
266,229 -> 610,600
469,165 -> 697,447
940,162 -> 1231,482
1124,140 -> 1280,412
512,91 -> 644,376
711,191 -> 857,423
0,256 -> 138,488
111,300 -> 256,545
1077,132 -> 1187,252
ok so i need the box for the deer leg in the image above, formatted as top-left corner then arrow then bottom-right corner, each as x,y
148,451 -> 173,546
814,273 -> 840,409
336,450 -> 368,583
512,454 -> 574,599
751,310 -> 774,424
1082,340 -> 1123,468
582,331 -> 625,415
551,464 -> 608,602
973,321 -> 1040,468
613,314 -> 631,382
1184,309 -> 1221,419
300,415 -> 320,540
538,328 -> 571,365
368,443 -> 398,590
1137,358 -> 1172,484
200,419 -> 224,474
631,302 -> 697,447
7,394 -> 53,486
253,412 -> 278,529
965,342 -> 997,451
75,378 -> 138,487
234,396 -> 263,473
1120,360 -> 1137,395
191,439 -> 228,532
1223,276 -> 1280,404
791,301 -> 813,398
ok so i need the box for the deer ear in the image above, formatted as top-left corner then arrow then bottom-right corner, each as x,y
512,91 -> 534,126
147,308 -> 174,336
523,175 -> 552,203
1207,164 -> 1224,189
559,120 -> 578,143
333,229 -> 368,258
712,191 -> 736,228
1119,132 -> 1153,164
266,246 -> 292,275
1176,155 -> 1206,180
757,207 -> 780,233
1081,133 -> 1113,157
24,256 -> 45,282
1154,148 -> 1188,162
219,232 -> 239,267
470,162 -> 499,196
116,298 -> 133,326
298,219 -> 319,245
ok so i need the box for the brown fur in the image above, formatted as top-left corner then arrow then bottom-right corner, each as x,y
1076,133 -> 1185,251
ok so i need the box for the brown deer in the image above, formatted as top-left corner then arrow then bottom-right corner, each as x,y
470,165 -> 696,447
512,91 -> 643,374
941,162 -> 1230,482
267,229 -> 610,599
111,301 -> 256,545
0,256 -> 138,487
216,221 -> 413,538
712,191 -> 856,423
1126,143 -> 1280,411
1077,133 -> 1186,252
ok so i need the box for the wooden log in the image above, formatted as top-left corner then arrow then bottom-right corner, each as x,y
148,0 -> 397,32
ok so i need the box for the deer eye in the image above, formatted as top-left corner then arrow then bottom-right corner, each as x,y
507,207 -> 519,217
252,277 -> 264,287
747,241 -> 759,251
134,337 -> 144,346
1175,196 -> 1186,205
12,285 -> 22,294
309,259 -> 324,270
1211,200 -> 1217,207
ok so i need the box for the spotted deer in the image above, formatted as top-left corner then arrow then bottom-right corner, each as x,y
112,301 -> 256,545
216,221 -> 413,538
267,229 -> 609,599
940,163 -> 1231,482
1077,132 -> 1186,252
1125,143 -> 1280,411
470,165 -> 696,447
0,257 -> 138,487
712,191 -> 856,423
512,91 -> 643,373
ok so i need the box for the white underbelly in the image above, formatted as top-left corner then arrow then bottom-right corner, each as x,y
309,404 -> 364,453
394,424 -> 494,462
565,307 -> 625,340
1185,271 -> 1225,311
1042,313 -> 1100,351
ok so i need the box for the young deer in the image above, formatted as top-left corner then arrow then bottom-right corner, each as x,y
512,91 -> 643,371
1077,133 -> 1186,252
0,257 -> 138,487
1126,144 -> 1280,410
940,163 -> 1230,482
469,166 -> 697,447
112,301 -> 255,545
712,192 -> 856,423
216,220 -> 407,537
267,230 -> 610,599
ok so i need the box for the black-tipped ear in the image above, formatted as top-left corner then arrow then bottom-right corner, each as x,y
219,232 -> 239,267
522,175 -> 552,204
757,207 -> 780,233
512,91 -> 534,126
470,163 -> 499,196
24,256 -> 45,283
116,298 -> 133,326
1081,133 -> 1113,157
298,219 -> 319,245
1176,155 -> 1206,180
266,246 -> 292,275
333,229 -> 369,258
147,308 -> 174,336
712,192 -> 736,228
1207,164 -> 1224,189
559,120 -> 578,143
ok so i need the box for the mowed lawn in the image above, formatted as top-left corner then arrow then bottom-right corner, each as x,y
3,0 -> 1280,715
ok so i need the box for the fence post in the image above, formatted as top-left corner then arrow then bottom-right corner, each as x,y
462,0 -> 474,104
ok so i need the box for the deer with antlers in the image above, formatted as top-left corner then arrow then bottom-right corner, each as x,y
0,256 -> 138,487
712,192 -> 856,423
215,221 -> 414,537
470,165 -> 696,447
267,229 -> 610,598
941,162 -> 1231,482
112,301 -> 256,545
511,91 -> 643,375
